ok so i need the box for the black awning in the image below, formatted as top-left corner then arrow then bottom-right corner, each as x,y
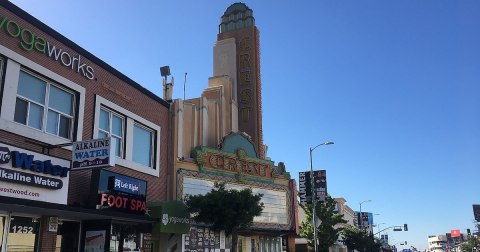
0,196 -> 158,223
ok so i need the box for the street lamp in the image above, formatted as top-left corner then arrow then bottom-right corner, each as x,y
373,214 -> 381,235
310,141 -> 334,252
375,222 -> 386,238
359,200 -> 371,231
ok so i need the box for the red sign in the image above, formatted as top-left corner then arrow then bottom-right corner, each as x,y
99,193 -> 146,214
95,170 -> 147,215
451,229 -> 460,237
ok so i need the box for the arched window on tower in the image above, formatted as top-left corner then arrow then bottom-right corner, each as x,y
236,20 -> 243,30
228,22 -> 234,31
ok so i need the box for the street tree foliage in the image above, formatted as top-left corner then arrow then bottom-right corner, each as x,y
341,226 -> 364,251
185,182 -> 264,252
300,195 -> 347,252
461,235 -> 479,251
342,226 -> 381,252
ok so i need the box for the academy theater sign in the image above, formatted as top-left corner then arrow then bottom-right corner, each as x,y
193,147 -> 275,179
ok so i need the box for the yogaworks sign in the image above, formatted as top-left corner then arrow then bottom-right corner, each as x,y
0,15 -> 95,79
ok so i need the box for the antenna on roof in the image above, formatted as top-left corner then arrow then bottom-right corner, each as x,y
183,72 -> 187,100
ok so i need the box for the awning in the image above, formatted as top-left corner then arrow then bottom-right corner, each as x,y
0,196 -> 158,223
148,200 -> 191,234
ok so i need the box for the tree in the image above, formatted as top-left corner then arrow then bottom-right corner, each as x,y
364,233 -> 381,252
341,226 -> 365,252
461,235 -> 479,251
299,204 -> 315,250
299,195 -> 347,252
342,226 -> 381,252
185,182 -> 264,252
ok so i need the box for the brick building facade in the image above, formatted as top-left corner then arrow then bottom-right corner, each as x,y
0,1 -> 169,251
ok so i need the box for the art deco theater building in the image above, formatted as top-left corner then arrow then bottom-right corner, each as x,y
0,1 -> 298,252
0,1 -> 170,251
161,3 -> 299,252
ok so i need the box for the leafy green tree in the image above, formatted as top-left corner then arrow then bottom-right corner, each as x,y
342,226 -> 381,252
364,233 -> 381,252
342,226 -> 365,252
185,182 -> 264,252
299,204 -> 315,251
461,235 -> 479,251
300,196 -> 347,252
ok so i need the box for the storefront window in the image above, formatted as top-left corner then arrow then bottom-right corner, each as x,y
0,216 -> 5,251
225,234 -> 232,251
238,237 -> 243,252
260,237 -> 266,252
110,224 -> 141,252
7,216 -> 39,252
258,237 -> 282,252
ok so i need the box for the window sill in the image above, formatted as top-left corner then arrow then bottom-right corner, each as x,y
116,157 -> 159,177
0,118 -> 73,150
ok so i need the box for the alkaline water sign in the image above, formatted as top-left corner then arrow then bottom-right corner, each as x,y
72,138 -> 115,170
0,143 -> 70,204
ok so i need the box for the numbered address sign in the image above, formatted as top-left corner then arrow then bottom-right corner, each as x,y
9,216 -> 39,234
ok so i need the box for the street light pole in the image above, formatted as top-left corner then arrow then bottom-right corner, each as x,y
376,222 -> 386,238
310,141 -> 334,252
359,200 -> 371,232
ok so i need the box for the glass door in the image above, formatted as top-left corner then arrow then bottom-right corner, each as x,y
56,221 -> 80,252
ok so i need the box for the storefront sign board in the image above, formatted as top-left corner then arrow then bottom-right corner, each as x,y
72,138 -> 115,170
149,200 -> 191,234
0,143 -> 70,204
96,170 -> 147,215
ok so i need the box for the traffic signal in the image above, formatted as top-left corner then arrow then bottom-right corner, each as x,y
467,229 -> 471,235
405,241 -> 407,245
404,224 -> 408,231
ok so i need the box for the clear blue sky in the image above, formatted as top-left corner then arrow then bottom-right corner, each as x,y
10,0 -> 480,250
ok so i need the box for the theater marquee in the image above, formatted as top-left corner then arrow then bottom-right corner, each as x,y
192,146 -> 275,179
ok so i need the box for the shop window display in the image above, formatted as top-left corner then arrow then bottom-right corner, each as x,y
7,216 -> 39,252
110,224 -> 141,252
